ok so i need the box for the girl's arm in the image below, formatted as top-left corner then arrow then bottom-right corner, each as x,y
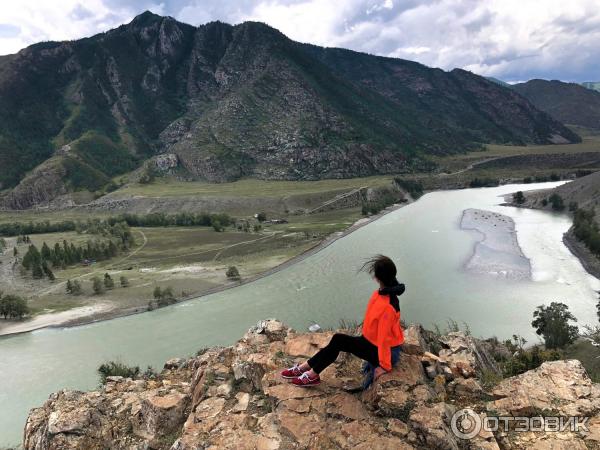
376,310 -> 394,371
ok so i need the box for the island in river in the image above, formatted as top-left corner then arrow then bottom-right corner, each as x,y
460,208 -> 532,280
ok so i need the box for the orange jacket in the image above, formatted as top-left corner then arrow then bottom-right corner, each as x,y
362,289 -> 404,371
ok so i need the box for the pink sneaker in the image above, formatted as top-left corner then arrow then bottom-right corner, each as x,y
280,364 -> 305,379
292,372 -> 321,387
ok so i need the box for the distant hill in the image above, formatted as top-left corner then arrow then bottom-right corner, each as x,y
513,79 -> 600,130
0,12 -> 579,209
582,82 -> 600,92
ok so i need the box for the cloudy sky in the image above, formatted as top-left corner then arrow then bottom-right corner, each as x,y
0,0 -> 597,83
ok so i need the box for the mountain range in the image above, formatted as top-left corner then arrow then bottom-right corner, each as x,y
0,12 -> 580,209
513,79 -> 600,130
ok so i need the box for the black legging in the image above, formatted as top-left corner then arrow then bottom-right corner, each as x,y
307,333 -> 379,374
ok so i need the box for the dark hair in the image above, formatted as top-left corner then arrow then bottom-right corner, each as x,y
360,255 -> 404,312
360,254 -> 397,287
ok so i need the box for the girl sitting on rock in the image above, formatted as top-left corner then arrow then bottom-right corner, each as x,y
281,254 -> 405,387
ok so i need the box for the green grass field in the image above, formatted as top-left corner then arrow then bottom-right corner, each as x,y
1,204 -> 364,322
433,135 -> 600,172
112,175 -> 393,198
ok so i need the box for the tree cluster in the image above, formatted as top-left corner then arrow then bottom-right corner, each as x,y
512,191 -> 525,204
0,213 -> 233,238
572,208 -> 600,256
226,266 -> 241,280
531,301 -> 579,349
0,292 -> 29,320
469,177 -> 499,188
21,245 -> 55,280
22,238 -> 122,279
548,193 -> 565,211
151,286 -> 176,308
66,279 -> 83,295
0,221 -> 77,237
497,335 -> 562,377
111,212 -> 233,230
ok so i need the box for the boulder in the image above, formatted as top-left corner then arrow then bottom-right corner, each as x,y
47,408 -> 92,435
449,377 -> 483,399
488,360 -> 600,450
284,331 -> 334,357
439,332 -> 500,378
132,392 -> 190,442
402,324 -> 429,355
232,360 -> 266,391
490,360 -> 600,417
408,403 -> 459,450
232,392 -> 250,412
362,354 -> 430,415
243,319 -> 290,345
164,358 -> 185,370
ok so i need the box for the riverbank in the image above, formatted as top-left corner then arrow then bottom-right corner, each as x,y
563,228 -> 600,280
0,201 -> 410,336
0,304 -> 113,336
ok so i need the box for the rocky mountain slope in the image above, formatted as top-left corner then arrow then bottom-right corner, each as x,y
513,79 -> 600,130
0,12 -> 579,209
23,319 -> 600,449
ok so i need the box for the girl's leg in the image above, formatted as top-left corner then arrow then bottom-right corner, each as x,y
306,333 -> 378,374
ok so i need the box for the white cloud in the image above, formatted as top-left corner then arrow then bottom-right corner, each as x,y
0,0 -> 598,81
0,0 -> 163,55
236,0 -> 600,81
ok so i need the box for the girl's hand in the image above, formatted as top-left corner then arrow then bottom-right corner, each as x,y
374,366 -> 387,380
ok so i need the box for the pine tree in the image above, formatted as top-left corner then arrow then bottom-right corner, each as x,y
32,263 -> 44,279
13,247 -> 18,257
104,273 -> 114,289
22,245 -> 41,270
120,276 -> 129,288
41,242 -> 51,261
42,262 -> 55,281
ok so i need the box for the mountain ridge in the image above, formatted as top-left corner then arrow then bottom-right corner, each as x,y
513,79 -> 600,130
0,11 -> 579,209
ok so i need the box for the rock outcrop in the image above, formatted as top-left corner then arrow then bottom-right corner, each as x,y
23,320 -> 600,449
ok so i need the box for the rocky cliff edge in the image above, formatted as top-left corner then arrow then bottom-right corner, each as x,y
23,319 -> 600,449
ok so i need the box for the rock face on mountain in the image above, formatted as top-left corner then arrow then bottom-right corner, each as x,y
23,319 -> 600,450
0,12 -> 578,209
513,79 -> 600,130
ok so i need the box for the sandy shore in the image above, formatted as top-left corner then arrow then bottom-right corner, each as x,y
460,208 -> 531,279
0,201 -> 410,336
0,303 -> 113,336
